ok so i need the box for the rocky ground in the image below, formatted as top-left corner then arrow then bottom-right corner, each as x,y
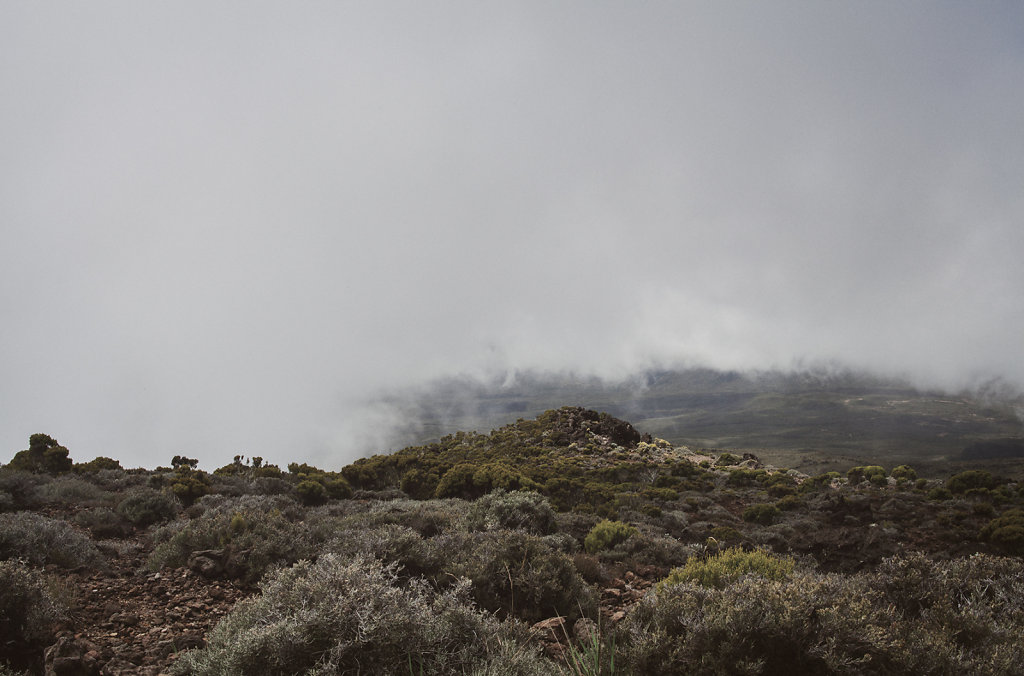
40,533 -> 248,676
44,528 -> 649,675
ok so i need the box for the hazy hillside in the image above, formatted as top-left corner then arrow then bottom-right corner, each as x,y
386,368 -> 1024,476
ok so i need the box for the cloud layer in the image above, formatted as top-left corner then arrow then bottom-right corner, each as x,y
2,2 -> 1022,467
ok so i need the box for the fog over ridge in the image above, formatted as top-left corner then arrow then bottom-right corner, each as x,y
2,2 -> 1022,468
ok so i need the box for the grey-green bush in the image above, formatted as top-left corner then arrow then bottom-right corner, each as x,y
322,524 -> 440,581
171,554 -> 559,676
617,553 -> 1024,675
465,490 -> 558,535
38,476 -> 112,507
444,530 -> 597,624
117,488 -> 181,527
0,560 -> 66,672
74,507 -> 133,538
0,512 -> 105,569
148,503 -> 312,583
0,470 -> 43,511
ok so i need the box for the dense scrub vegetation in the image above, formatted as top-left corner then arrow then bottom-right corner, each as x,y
2,410 -> 1024,675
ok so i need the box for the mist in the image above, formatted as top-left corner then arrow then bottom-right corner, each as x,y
2,2 -> 1023,469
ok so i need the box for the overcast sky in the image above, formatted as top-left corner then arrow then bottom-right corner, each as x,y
2,2 -> 1022,468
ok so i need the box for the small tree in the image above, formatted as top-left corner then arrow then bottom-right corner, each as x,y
7,434 -> 73,475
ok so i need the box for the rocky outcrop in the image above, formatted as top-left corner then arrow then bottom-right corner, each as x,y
548,407 -> 642,448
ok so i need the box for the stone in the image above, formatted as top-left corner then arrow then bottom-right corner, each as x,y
44,636 -> 101,676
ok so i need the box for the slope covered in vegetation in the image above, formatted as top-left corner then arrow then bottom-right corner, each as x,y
2,408 -> 1024,674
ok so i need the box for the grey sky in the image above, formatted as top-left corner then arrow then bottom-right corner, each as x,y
2,2 -> 1022,468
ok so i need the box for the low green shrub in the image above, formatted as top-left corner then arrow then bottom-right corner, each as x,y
435,462 -> 539,500
708,525 -> 742,543
659,547 -> 794,590
947,470 -> 998,495
0,512 -> 105,569
171,554 -> 559,676
891,464 -> 917,481
399,467 -> 441,499
74,456 -> 122,473
742,503 -> 779,525
294,479 -> 327,506
725,468 -> 761,487
980,509 -> 1024,554
0,560 -> 66,672
716,453 -> 740,466
776,494 -> 803,511
847,465 -> 886,486
168,467 -> 211,507
584,519 -> 638,554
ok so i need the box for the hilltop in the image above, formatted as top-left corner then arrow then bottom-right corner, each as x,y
2,408 -> 1024,674
386,368 -> 1024,476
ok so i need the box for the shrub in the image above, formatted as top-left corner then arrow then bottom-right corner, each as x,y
148,502 -> 312,582
169,468 -> 210,507
446,530 -> 597,624
602,532 -> 691,568
0,560 -> 66,672
117,488 -> 181,527
295,479 -> 327,506
716,453 -> 740,466
708,525 -> 743,543
465,490 -> 558,535
928,486 -> 953,501
0,512 -> 105,569
725,468 -> 761,487
798,472 -> 837,494
659,547 -> 794,590
947,470 -> 998,495
435,462 -> 539,500
776,494 -> 803,511
980,509 -> 1024,554
322,524 -> 441,581
742,502 -> 779,525
847,465 -> 886,485
0,471 -> 43,511
37,476 -> 112,507
171,554 -> 558,676
621,572 -> 878,674
891,464 -> 917,481
74,507 -> 132,538
331,498 -> 464,538
74,456 -> 122,473
868,552 -> 1024,670
399,468 -> 441,500
584,520 -> 638,554
627,553 -> 1024,674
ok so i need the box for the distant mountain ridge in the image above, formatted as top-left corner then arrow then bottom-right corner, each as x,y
380,367 -> 1024,474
